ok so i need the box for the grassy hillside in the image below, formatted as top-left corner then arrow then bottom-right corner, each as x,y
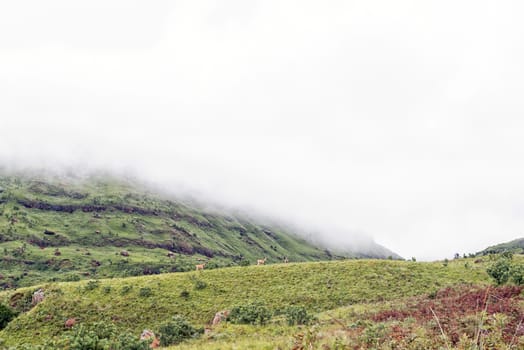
0,172 -> 397,288
0,258 -> 492,347
477,237 -> 524,255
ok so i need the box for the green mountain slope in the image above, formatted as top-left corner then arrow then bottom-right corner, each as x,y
0,172 -> 398,288
477,237 -> 524,255
0,259 -> 490,347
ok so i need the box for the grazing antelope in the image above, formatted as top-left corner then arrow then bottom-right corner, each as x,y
64,318 -> 76,329
140,329 -> 160,349
212,309 -> 230,326
195,263 -> 206,271
257,257 -> 267,265
283,257 -> 289,264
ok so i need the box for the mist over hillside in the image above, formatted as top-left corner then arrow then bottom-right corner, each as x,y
0,163 -> 400,259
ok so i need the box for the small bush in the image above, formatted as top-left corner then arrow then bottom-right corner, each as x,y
510,263 -> 524,285
64,274 -> 81,282
58,321 -> 151,350
102,286 -> 112,294
138,287 -> 153,297
285,306 -> 313,325
487,258 -> 512,285
157,315 -> 200,346
63,322 -> 115,350
84,280 -> 100,291
121,285 -> 133,295
179,290 -> 190,299
239,259 -> 250,266
113,332 -> 151,350
229,302 -> 272,325
193,280 -> 207,290
0,303 -> 17,330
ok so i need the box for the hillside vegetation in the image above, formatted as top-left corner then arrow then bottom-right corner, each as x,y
477,237 -> 524,256
0,172 -> 396,288
0,258 -> 493,348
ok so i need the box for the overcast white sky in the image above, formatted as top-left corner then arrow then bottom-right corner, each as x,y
1,1 -> 524,260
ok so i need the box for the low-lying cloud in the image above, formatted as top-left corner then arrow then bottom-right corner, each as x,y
2,1 -> 524,260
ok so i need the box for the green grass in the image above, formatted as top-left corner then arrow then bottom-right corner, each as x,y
0,258 -> 490,347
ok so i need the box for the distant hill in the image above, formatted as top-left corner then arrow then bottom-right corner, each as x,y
0,171 -> 399,288
477,237 -> 524,255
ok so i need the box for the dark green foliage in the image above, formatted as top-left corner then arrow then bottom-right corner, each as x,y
56,322 -> 150,350
138,287 -> 152,297
229,302 -> 272,325
120,285 -> 133,295
487,257 -> 512,285
157,315 -> 200,346
509,262 -> 524,285
193,279 -> 207,290
239,259 -> 250,266
113,332 -> 151,350
63,323 -> 114,350
0,303 -> 16,330
84,280 -> 100,291
284,306 -> 313,325
65,274 -> 81,282
179,290 -> 190,299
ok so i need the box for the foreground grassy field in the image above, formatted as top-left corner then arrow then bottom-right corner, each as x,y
0,258 -> 493,348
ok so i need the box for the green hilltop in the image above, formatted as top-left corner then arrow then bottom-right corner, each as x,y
477,237 -> 524,256
0,172 -> 398,289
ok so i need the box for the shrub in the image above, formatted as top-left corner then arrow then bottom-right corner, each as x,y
510,263 -> 524,285
84,280 -> 100,291
138,287 -> 153,297
64,274 -> 81,282
239,259 -> 250,266
229,302 -> 272,325
58,322 -> 151,350
285,306 -> 313,326
63,322 -> 115,350
157,315 -> 200,346
193,279 -> 207,290
121,285 -> 133,295
179,290 -> 190,299
113,332 -> 151,350
487,258 -> 512,285
0,303 -> 16,330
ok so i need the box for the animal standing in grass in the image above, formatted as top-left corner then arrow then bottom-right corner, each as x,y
196,263 -> 206,271
140,329 -> 160,348
257,258 -> 267,265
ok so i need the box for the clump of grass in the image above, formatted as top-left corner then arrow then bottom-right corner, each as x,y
84,280 -> 99,291
138,287 -> 153,297
120,285 -> 133,295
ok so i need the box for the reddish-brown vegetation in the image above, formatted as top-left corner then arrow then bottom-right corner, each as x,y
372,285 -> 524,344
